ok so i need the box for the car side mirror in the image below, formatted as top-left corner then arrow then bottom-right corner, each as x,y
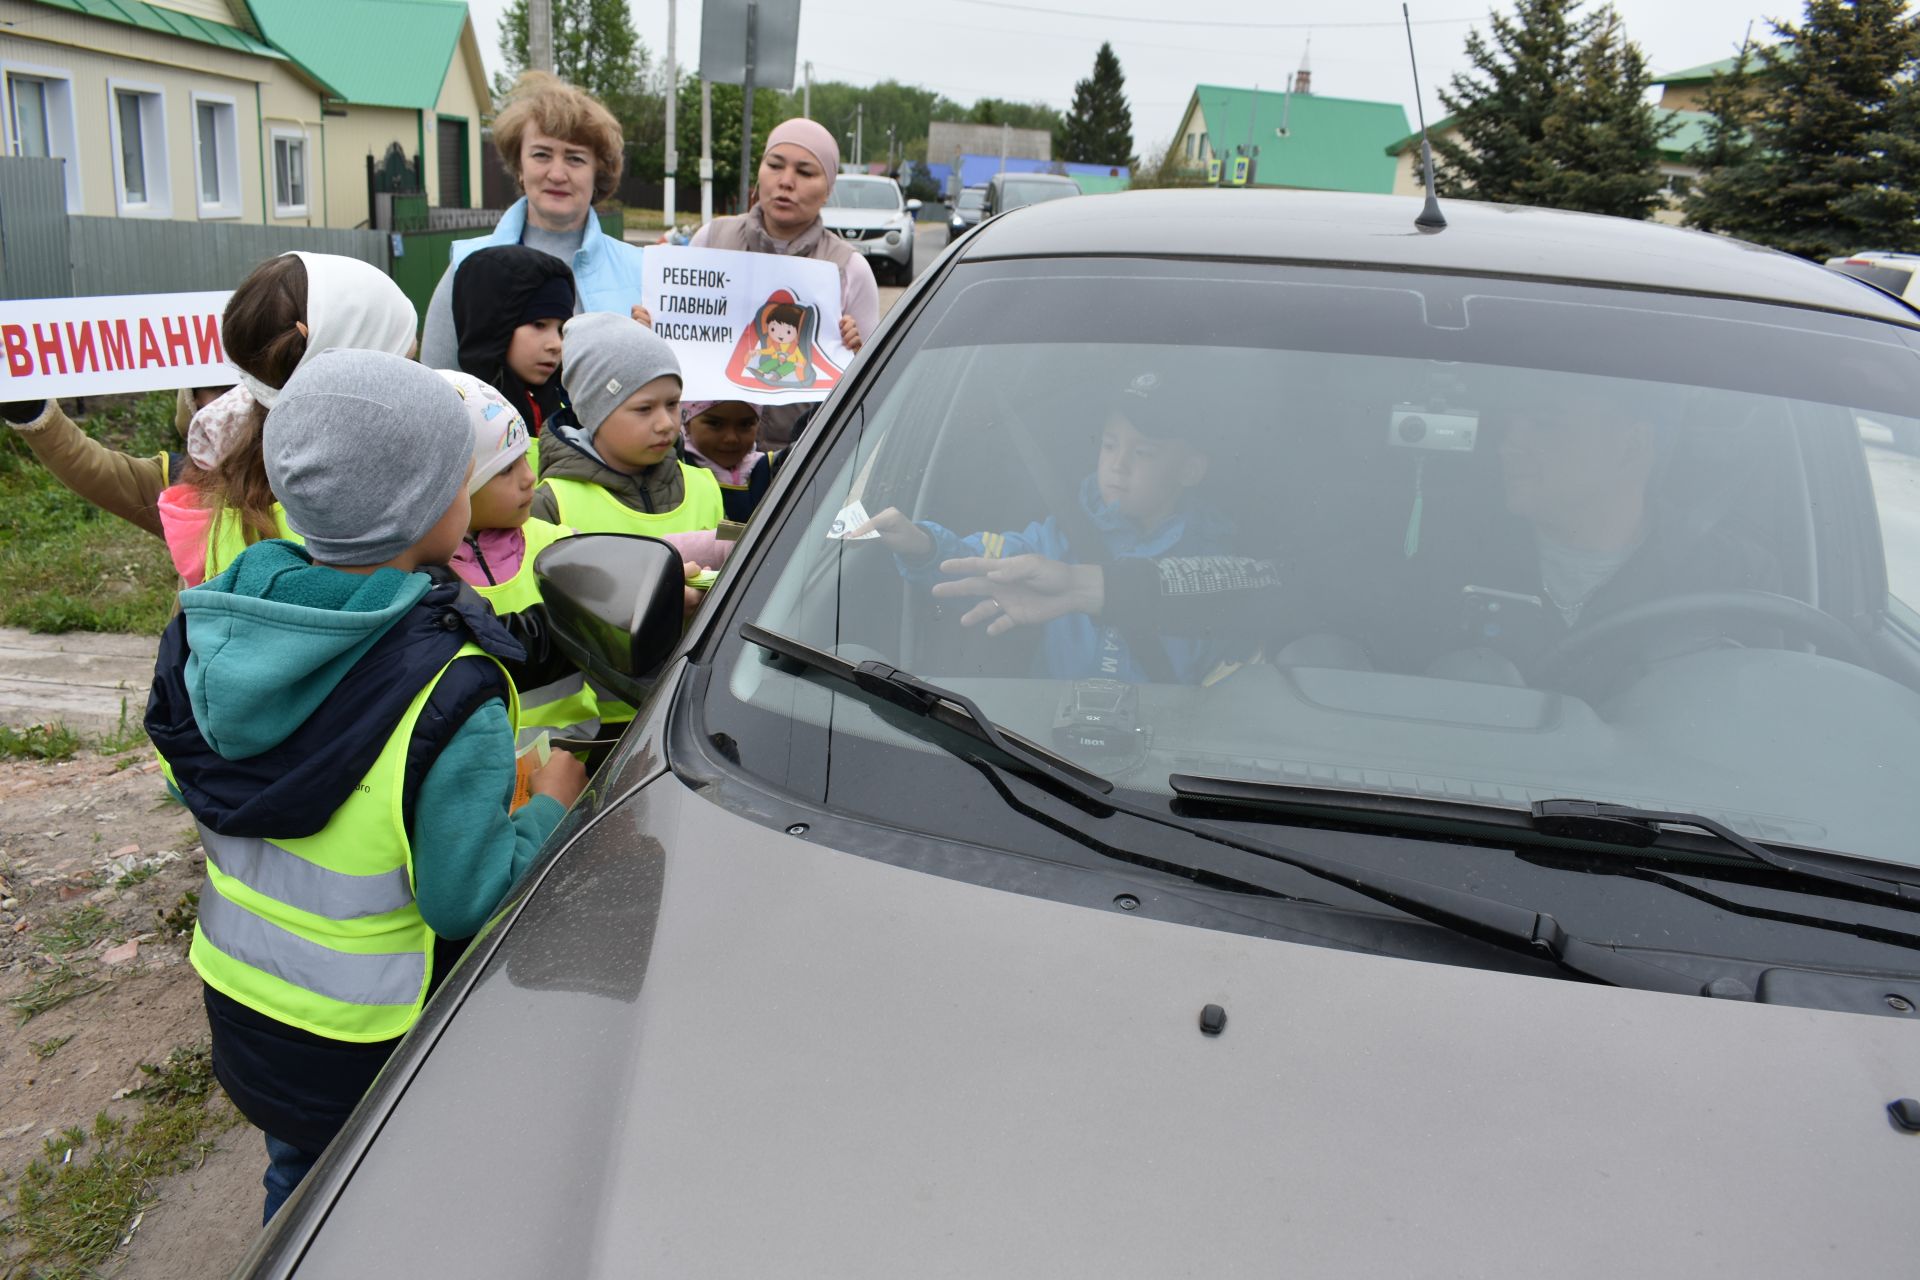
905,198 -> 923,213
534,534 -> 685,706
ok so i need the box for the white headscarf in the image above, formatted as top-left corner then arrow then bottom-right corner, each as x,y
233,251 -> 418,409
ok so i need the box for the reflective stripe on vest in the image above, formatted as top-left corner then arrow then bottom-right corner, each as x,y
179,643 -> 518,1043
206,504 -> 301,581
539,464 -> 725,539
199,828 -> 414,920
514,670 -> 599,747
197,889 -> 424,1008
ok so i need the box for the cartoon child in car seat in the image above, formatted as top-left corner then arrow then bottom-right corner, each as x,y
725,290 -> 843,394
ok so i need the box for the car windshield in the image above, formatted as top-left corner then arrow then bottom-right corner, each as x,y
828,180 -> 900,211
719,258 -> 1920,869
957,189 -> 985,212
1003,180 -> 1077,208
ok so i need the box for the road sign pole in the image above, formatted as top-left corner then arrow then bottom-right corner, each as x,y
740,0 -> 757,211
663,0 -> 678,229
701,79 -> 713,224
529,0 -> 552,73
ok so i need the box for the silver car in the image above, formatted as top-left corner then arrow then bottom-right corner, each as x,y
821,174 -> 918,285
242,190 -> 1920,1278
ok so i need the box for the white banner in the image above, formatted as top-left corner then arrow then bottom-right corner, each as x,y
0,291 -> 236,400
642,246 -> 852,405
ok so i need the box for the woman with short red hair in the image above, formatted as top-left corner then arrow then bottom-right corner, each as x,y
418,72 -> 648,369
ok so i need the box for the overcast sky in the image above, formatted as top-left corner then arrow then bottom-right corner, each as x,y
462,0 -> 1782,150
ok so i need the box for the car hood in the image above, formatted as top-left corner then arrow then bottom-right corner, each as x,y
823,207 -> 905,231
285,774 -> 1920,1278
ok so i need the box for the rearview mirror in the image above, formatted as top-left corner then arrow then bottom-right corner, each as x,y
534,534 -> 685,706
905,198 -> 923,213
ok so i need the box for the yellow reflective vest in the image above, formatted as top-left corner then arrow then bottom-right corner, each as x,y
172,644 -> 516,1044
468,518 -> 599,747
536,466 -> 722,729
206,504 -> 300,581
538,463 -> 725,540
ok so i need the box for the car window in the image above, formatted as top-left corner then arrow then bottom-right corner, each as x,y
1832,261 -> 1915,298
958,189 -> 985,212
719,259 -> 1920,869
826,181 -> 900,211
1002,180 -> 1077,207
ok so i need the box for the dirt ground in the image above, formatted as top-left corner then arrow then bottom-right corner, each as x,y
1,749 -> 263,1278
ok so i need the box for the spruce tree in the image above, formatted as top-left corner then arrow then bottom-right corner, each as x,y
1685,0 -> 1920,259
1056,43 -> 1136,168
1436,0 -> 1672,218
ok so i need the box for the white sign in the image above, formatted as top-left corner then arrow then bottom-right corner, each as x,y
0,292 -> 236,400
643,246 -> 852,406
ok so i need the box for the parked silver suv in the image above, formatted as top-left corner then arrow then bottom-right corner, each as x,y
821,174 -> 918,284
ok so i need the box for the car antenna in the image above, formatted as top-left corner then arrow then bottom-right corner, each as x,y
1403,3 -> 1447,230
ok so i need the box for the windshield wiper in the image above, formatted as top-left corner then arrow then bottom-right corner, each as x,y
1172,775 -> 1920,912
742,624 -> 1704,995
741,623 -> 1114,799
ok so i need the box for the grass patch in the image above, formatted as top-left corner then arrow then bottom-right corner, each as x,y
0,391 -> 181,636
35,906 -> 113,957
7,964 -> 107,1024
30,1034 -> 72,1060
156,890 -> 197,939
1,1044 -> 227,1276
0,722 -> 83,762
114,865 -> 157,890
97,699 -> 148,757
619,206 -> 672,232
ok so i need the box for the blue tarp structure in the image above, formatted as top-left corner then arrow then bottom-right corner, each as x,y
899,159 -> 953,196
953,154 -> 1130,191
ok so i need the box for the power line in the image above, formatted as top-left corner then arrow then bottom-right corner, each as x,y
946,0 -> 1476,30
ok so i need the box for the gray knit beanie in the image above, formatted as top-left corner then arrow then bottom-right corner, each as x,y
563,311 -> 682,439
263,349 -> 472,566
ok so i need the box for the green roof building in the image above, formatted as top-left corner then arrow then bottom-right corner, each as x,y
1171,80 -> 1411,194
1384,107 -> 1715,225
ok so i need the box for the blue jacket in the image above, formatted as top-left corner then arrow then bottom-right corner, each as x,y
145,541 -> 564,941
448,197 -> 645,318
905,476 -> 1234,683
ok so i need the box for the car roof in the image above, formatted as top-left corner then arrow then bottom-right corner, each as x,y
957,188 -> 1920,327
993,172 -> 1078,185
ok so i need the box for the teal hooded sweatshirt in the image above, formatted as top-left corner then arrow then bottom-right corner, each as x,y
173,541 -> 563,938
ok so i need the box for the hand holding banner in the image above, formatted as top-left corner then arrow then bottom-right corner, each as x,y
642,247 -> 853,406
0,292 -> 236,401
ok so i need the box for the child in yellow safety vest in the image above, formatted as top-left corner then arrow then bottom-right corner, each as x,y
438,370 -> 599,747
145,351 -> 586,1224
529,314 -> 730,731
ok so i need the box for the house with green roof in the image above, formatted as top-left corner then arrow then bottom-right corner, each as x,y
0,0 -> 487,229
1658,44 -> 1790,112
1170,77 -> 1411,194
244,0 -> 491,228
1384,107 -> 1715,225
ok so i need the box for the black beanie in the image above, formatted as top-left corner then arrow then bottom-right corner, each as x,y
521,273 -> 575,325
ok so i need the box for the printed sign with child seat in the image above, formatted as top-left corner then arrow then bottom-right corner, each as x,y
641,247 -> 854,406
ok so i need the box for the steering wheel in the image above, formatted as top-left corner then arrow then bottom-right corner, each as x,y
1534,589 -> 1870,689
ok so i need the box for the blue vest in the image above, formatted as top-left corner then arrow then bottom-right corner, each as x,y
448,198 -> 646,316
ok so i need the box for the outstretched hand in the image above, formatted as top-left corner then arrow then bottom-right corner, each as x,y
849,506 -> 932,556
930,555 -> 1106,636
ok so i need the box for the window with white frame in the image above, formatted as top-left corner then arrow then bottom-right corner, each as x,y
3,65 -> 81,209
271,128 -> 308,217
192,94 -> 241,218
108,81 -> 169,216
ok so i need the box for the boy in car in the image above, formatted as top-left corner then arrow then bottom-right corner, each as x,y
855,369 -> 1231,683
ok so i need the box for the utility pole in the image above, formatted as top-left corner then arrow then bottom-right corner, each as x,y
662,0 -> 677,229
700,79 -> 713,224
886,124 -> 896,174
528,0 -> 553,73
999,121 -> 1008,174
854,101 -> 863,170
739,0 -> 757,210
803,61 -> 813,119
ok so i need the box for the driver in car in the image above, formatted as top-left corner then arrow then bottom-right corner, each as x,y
928,380 -> 1777,697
